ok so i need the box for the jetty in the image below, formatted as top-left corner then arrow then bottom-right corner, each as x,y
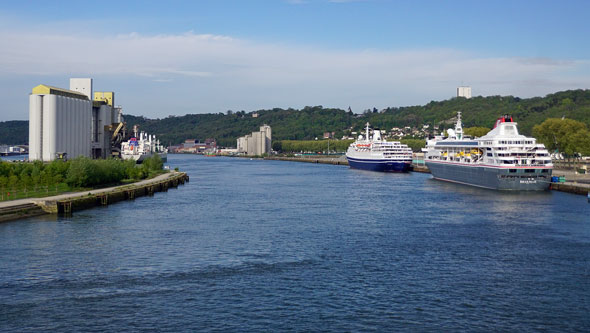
0,171 -> 189,223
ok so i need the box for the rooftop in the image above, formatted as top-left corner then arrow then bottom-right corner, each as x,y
31,84 -> 89,101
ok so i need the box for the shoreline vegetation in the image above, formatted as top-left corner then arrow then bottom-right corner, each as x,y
274,138 -> 427,153
0,155 -> 165,202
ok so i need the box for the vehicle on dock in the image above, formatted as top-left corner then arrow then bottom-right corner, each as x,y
424,112 -> 553,190
346,122 -> 413,172
121,126 -> 168,163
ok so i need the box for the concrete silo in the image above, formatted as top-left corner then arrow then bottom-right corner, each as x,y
28,84 -> 92,161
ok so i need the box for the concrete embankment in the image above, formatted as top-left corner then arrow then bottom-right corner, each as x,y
550,169 -> 590,196
549,182 -> 590,195
265,155 -> 432,173
265,156 -> 348,166
0,172 -> 189,223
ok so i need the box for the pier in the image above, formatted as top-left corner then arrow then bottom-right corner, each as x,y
0,171 -> 189,222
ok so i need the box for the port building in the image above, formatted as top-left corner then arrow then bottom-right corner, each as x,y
29,78 -> 125,161
237,125 -> 272,156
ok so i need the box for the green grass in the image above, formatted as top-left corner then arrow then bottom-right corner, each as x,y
0,170 -> 170,202
0,183 -> 72,201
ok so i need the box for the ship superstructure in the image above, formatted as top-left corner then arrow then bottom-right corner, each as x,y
346,122 -> 413,172
425,112 -> 553,190
121,126 -> 168,163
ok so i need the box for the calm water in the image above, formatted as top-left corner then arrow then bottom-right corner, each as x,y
1,154 -> 590,332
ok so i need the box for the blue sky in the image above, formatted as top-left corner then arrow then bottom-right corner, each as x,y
1,0 -> 589,120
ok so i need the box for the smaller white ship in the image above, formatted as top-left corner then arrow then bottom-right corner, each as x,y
346,122 -> 413,172
121,126 -> 168,163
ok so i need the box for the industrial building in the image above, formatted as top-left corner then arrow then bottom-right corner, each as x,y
457,86 -> 472,99
237,125 -> 272,156
29,78 -> 126,161
170,138 -> 217,154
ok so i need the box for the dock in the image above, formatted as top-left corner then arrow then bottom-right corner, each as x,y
265,156 -> 349,166
550,169 -> 590,196
0,171 -> 189,223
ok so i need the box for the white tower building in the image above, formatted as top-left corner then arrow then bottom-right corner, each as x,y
457,86 -> 472,99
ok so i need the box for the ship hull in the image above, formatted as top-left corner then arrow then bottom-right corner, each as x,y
122,152 -> 168,164
426,161 -> 552,191
347,157 -> 412,172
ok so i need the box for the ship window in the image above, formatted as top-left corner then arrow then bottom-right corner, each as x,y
541,169 -> 548,173
525,169 -> 535,173
509,169 -> 517,173
486,147 -> 491,150
487,153 -> 493,157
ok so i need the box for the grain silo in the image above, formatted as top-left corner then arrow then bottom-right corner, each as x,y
29,84 -> 92,161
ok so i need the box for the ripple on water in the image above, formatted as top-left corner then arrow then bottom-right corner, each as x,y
1,155 -> 590,332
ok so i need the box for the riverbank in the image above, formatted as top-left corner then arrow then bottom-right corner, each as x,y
0,171 -> 189,223
265,155 -> 348,166
550,169 -> 590,195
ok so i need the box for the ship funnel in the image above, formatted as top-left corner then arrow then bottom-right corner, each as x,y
373,130 -> 382,141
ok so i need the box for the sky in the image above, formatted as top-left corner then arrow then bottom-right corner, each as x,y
1,0 -> 589,121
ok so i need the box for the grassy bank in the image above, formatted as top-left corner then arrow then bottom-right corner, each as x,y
0,155 -> 166,201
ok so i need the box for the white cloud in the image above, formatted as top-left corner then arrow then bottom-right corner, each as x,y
0,28 -> 589,119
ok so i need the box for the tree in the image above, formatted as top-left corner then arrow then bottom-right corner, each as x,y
272,141 -> 282,152
8,174 -> 18,198
464,127 -> 490,138
533,118 -> 590,156
400,139 -> 426,152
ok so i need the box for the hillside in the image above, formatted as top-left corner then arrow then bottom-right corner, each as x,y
0,120 -> 28,145
125,89 -> 590,147
3,89 -> 590,147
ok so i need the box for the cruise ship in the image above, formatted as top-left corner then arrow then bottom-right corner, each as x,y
121,126 -> 168,163
424,112 -> 553,190
346,123 -> 413,172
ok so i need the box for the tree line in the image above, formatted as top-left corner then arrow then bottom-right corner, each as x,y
2,89 -> 590,151
121,89 -> 590,148
0,155 -> 164,201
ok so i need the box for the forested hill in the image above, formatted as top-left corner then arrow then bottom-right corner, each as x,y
2,89 -> 589,146
0,121 -> 28,145
125,89 -> 590,147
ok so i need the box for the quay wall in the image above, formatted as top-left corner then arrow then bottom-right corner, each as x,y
0,172 -> 189,222
550,182 -> 590,196
264,156 -> 348,166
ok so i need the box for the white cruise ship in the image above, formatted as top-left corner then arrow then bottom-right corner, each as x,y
424,112 -> 553,190
346,122 -> 413,172
121,126 -> 168,163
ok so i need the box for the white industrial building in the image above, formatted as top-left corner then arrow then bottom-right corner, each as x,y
29,78 -> 125,161
237,125 -> 272,156
457,86 -> 472,99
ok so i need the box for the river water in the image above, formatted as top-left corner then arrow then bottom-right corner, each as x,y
1,154 -> 590,332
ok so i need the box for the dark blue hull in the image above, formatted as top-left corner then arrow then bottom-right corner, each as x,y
347,157 -> 412,172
